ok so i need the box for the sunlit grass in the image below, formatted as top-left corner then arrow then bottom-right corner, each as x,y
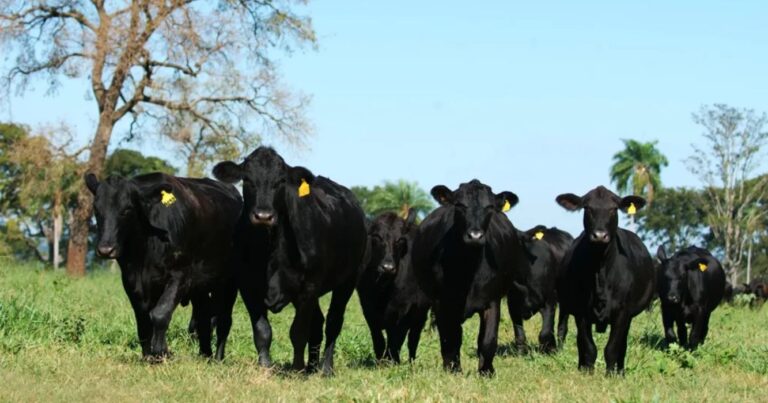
1,262 -> 766,402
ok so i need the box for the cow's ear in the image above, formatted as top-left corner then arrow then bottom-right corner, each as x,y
689,258 -> 709,272
287,166 -> 316,198
404,207 -> 418,229
137,182 -> 177,243
495,191 -> 519,212
287,166 -> 316,184
619,195 -> 646,214
287,166 -> 316,187
431,185 -> 454,205
657,245 -> 668,261
85,173 -> 100,195
525,225 -> 548,240
556,193 -> 583,211
141,182 -> 175,206
212,161 -> 243,183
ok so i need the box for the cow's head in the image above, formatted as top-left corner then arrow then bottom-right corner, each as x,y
556,186 -> 645,245
431,179 -> 517,246
213,146 -> 313,228
367,209 -> 417,275
656,246 -> 709,305
85,173 -> 172,259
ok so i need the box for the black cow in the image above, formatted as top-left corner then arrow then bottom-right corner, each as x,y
411,179 -> 528,375
507,225 -> 573,353
357,210 -> 430,363
555,186 -> 655,374
213,147 -> 366,375
85,173 -> 241,361
656,246 -> 725,349
747,277 -> 768,306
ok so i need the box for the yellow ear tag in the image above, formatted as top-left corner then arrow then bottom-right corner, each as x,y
698,263 -> 708,272
502,199 -> 511,213
534,231 -> 545,241
298,179 -> 310,198
627,202 -> 637,215
160,190 -> 176,207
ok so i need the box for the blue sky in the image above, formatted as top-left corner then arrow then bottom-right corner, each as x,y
4,1 -> 768,236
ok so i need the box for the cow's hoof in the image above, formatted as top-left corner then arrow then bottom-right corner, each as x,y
443,363 -> 462,374
145,354 -> 167,364
258,356 -> 272,368
539,343 -> 557,355
578,365 -> 595,374
478,367 -> 495,377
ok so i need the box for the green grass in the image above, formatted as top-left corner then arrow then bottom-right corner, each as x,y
1,262 -> 766,402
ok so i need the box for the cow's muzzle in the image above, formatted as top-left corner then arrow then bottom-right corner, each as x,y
250,210 -> 277,226
463,229 -> 486,245
96,244 -> 119,259
589,230 -> 610,244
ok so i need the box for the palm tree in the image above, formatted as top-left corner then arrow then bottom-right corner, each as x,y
610,139 -> 668,205
365,180 -> 434,219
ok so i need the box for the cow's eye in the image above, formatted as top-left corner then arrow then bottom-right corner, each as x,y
370,235 -> 383,243
120,208 -> 133,217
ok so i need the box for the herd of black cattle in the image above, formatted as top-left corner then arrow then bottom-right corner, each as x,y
83,146 -> 768,376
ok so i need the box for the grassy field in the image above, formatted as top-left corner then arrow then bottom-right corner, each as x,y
1,262 -> 766,402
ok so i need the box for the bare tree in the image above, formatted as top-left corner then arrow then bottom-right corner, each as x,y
1,0 -> 315,275
686,104 -> 768,284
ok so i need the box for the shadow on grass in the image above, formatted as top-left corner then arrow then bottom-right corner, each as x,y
496,342 -> 531,358
638,331 -> 666,351
346,355 -> 380,369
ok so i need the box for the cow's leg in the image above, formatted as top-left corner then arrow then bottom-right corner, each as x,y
385,323 -> 406,364
148,276 -> 183,360
436,312 -> 463,373
306,301 -> 325,372
321,276 -> 356,376
575,315 -> 597,372
125,290 -> 152,357
557,306 -> 569,347
289,301 -> 313,371
190,296 -> 213,358
213,282 -> 238,361
477,300 -> 501,376
604,312 -> 630,375
187,316 -> 198,340
360,298 -> 386,361
661,305 -> 677,346
676,317 -> 688,347
407,309 -> 429,362
240,284 -> 272,367
506,296 -> 528,352
538,301 -> 557,353
688,311 -> 710,349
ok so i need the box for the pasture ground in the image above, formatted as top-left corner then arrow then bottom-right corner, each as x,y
1,263 -> 766,402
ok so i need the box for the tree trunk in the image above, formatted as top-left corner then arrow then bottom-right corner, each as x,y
53,190 -> 63,270
65,115 -> 115,276
746,240 -> 752,284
